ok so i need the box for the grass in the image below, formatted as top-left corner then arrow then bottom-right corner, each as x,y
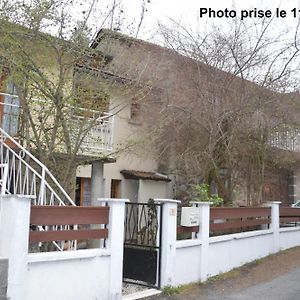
206,268 -> 241,282
162,284 -> 193,295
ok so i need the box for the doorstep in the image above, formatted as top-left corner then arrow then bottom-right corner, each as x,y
122,289 -> 162,300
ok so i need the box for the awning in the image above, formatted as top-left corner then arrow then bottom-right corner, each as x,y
120,170 -> 171,182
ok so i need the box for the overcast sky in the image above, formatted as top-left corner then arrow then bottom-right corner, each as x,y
113,0 -> 300,39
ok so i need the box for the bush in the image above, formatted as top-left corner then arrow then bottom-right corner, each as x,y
191,183 -> 224,207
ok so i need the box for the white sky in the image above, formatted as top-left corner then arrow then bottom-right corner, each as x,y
117,0 -> 300,38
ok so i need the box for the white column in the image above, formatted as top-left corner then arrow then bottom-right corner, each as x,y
191,202 -> 211,282
91,161 -> 105,205
269,201 -> 281,253
98,198 -> 128,300
154,199 -> 180,287
0,195 -> 32,300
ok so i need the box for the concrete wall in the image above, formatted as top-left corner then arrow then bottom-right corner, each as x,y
173,228 -> 295,286
138,180 -> 170,203
160,201 -> 300,288
77,86 -> 173,201
207,231 -> 274,277
174,241 -> 202,285
77,165 -> 171,201
279,227 -> 300,250
26,250 -> 110,300
121,179 -> 139,202
0,258 -> 8,300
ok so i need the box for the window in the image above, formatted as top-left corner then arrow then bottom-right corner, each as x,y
0,77 -> 20,136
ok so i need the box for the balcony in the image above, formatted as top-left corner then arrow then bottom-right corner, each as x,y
0,92 -> 114,156
269,129 -> 300,153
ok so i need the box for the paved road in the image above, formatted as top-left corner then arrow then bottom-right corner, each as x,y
146,247 -> 300,300
205,267 -> 300,300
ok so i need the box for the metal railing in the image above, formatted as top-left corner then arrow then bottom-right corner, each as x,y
0,127 -> 79,251
0,163 -> 8,195
269,129 -> 300,152
0,127 -> 75,206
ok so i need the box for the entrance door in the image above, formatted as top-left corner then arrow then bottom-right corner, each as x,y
123,201 -> 163,288
111,179 -> 121,198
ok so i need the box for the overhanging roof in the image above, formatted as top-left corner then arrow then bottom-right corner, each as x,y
120,170 -> 171,182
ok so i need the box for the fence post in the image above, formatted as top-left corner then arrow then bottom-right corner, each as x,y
98,198 -> 128,300
0,195 -> 32,300
191,202 -> 211,282
269,201 -> 281,253
154,199 -> 180,288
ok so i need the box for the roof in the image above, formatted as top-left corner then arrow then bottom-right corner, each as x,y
120,170 -> 171,182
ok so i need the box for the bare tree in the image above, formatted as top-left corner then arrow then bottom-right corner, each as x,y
0,0 -> 152,196
153,17 -> 300,205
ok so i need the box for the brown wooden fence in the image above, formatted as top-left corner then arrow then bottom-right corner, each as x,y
177,207 -> 272,239
280,207 -> 300,225
29,206 -> 109,243
210,207 -> 271,234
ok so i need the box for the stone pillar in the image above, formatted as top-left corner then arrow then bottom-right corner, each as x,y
269,201 -> 281,253
98,198 -> 128,300
0,195 -> 32,300
154,199 -> 180,287
91,161 -> 105,205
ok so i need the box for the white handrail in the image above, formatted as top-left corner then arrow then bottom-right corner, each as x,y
0,127 -> 75,206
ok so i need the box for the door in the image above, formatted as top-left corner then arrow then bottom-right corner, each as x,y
123,201 -> 163,287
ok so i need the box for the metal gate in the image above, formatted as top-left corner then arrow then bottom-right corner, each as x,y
123,201 -> 163,288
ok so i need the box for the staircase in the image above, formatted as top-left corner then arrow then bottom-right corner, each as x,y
0,128 -> 76,251
0,127 -> 75,206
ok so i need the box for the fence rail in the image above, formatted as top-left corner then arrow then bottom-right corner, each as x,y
177,206 -> 272,239
210,207 -> 271,234
280,207 -> 300,225
29,206 -> 109,244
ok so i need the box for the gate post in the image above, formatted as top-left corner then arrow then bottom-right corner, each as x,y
0,195 -> 32,300
196,202 -> 211,282
155,199 -> 180,288
98,198 -> 128,300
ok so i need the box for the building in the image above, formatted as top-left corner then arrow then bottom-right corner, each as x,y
78,28 -> 300,206
1,21 -> 300,206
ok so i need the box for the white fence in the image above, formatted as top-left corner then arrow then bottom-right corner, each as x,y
157,200 -> 300,287
3,197 -> 300,298
0,195 -> 127,300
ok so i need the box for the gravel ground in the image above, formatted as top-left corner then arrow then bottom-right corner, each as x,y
122,282 -> 151,296
145,246 -> 300,300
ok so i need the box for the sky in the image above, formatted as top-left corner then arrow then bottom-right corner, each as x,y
116,0 -> 300,38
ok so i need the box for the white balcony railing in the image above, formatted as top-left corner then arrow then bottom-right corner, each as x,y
0,92 -> 114,155
269,129 -> 300,153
